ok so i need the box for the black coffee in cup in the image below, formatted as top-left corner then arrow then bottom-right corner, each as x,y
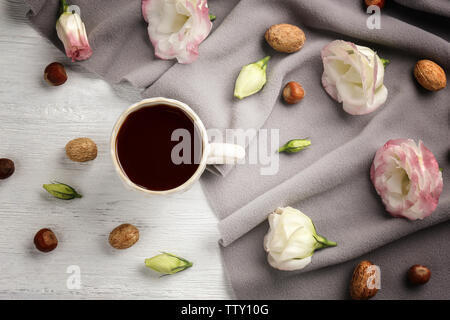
115,104 -> 203,191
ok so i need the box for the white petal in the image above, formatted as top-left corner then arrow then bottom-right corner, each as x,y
268,254 -> 311,271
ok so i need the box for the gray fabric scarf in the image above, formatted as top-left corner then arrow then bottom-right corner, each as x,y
26,0 -> 450,299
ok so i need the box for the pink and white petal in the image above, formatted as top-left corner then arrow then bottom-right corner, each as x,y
142,0 -> 212,64
321,73 -> 339,101
371,139 -> 443,220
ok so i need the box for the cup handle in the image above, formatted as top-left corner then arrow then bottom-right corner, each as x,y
206,143 -> 245,165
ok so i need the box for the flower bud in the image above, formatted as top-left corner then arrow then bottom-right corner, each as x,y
56,0 -> 93,62
234,56 -> 270,99
278,139 -> 311,153
43,182 -> 82,200
145,252 -> 193,275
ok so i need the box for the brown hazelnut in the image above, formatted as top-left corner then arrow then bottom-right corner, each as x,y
65,137 -> 98,162
0,158 -> 15,180
44,62 -> 67,86
34,228 -> 58,252
365,0 -> 385,9
109,224 -> 140,249
283,81 -> 305,104
408,264 -> 431,285
414,60 -> 447,91
265,24 -> 306,53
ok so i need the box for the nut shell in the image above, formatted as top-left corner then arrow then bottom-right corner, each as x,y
65,138 -> 98,162
414,60 -> 447,91
408,264 -> 431,285
265,24 -> 305,53
34,228 -> 58,252
350,260 -> 379,300
0,158 -> 15,179
283,81 -> 305,104
44,62 -> 67,86
365,0 -> 385,8
109,224 -> 140,249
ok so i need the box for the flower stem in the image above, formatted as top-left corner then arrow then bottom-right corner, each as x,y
257,56 -> 271,69
381,58 -> 390,68
314,234 -> 337,249
60,0 -> 69,14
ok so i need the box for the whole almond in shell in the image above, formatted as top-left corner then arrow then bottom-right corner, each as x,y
265,24 -> 306,53
350,260 -> 379,300
109,224 -> 140,249
65,137 -> 97,162
414,59 -> 446,91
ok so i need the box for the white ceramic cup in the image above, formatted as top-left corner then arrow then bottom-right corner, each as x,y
110,97 -> 245,195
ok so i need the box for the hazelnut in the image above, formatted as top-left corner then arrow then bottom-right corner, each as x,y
282,81 -> 305,104
109,224 -> 140,249
65,137 -> 98,162
350,260 -> 379,300
0,158 -> 15,180
44,62 -> 67,86
408,264 -> 431,285
265,24 -> 306,53
365,0 -> 385,9
414,60 -> 447,91
34,228 -> 58,252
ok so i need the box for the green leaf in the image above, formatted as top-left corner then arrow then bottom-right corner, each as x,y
278,139 -> 311,153
209,14 -> 216,22
381,58 -> 390,68
43,182 -> 82,200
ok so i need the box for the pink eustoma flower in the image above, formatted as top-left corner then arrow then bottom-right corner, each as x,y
370,139 -> 443,220
56,3 -> 93,62
142,0 -> 212,64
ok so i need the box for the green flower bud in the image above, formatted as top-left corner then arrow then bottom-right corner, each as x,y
43,182 -> 82,200
234,56 -> 270,99
145,252 -> 193,275
278,139 -> 311,153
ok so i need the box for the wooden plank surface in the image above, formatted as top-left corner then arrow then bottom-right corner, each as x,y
0,0 -> 232,299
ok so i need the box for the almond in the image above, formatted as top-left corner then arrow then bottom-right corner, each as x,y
65,137 -> 98,162
350,260 -> 379,300
109,224 -> 140,249
265,24 -> 306,53
414,59 -> 447,91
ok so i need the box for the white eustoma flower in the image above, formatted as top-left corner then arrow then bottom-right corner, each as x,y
264,207 -> 336,271
56,1 -> 92,62
142,0 -> 212,64
321,40 -> 388,115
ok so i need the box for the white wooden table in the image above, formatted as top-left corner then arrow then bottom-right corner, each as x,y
0,0 -> 232,299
